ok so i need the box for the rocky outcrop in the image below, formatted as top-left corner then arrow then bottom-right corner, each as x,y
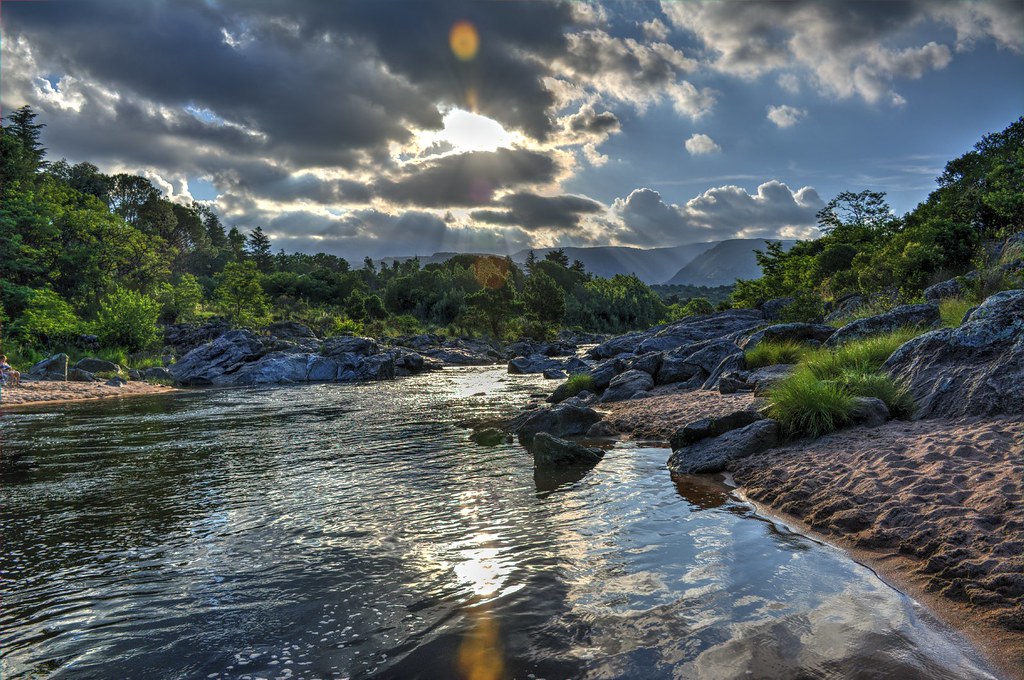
169,330 -> 269,385
740,323 -> 835,351
825,303 -> 939,347
321,336 -> 378,357
599,369 -> 654,403
655,340 -> 742,387
588,309 -> 763,359
29,353 -> 69,381
923,277 -> 967,303
668,419 -> 781,474
508,354 -> 587,375
511,403 -> 603,445
716,364 -> 795,395
531,432 -> 604,467
759,297 -> 795,321
163,322 -> 230,355
266,321 -> 317,341
884,289 -> 1024,418
669,409 -> 764,450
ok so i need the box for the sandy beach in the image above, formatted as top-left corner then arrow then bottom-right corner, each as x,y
0,379 -> 179,408
602,390 -> 1024,679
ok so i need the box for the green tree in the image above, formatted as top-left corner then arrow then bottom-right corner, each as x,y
544,248 -> 570,267
95,286 -> 161,352
4,105 -> 47,174
246,226 -> 274,272
363,294 -> 387,320
523,270 -> 565,325
217,261 -> 269,326
816,190 -> 895,236
12,287 -> 80,348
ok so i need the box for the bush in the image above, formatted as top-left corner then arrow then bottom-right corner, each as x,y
12,287 -> 81,347
745,339 -> 811,368
939,297 -> 974,327
766,369 -> 855,438
561,373 -> 596,399
779,292 -> 824,323
802,327 -> 925,380
95,287 -> 160,352
839,369 -> 916,419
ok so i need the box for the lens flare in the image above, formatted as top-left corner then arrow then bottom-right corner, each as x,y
450,21 -> 479,61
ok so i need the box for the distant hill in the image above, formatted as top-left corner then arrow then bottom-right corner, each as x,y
665,239 -> 797,286
508,243 -> 716,284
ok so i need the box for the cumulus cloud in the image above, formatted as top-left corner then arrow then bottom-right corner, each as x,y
684,133 -> 720,155
471,192 -> 604,231
612,181 -> 823,246
766,105 -> 808,128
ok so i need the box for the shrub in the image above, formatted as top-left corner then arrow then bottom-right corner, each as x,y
745,339 -> 811,368
939,297 -> 974,328
12,287 -> 81,347
839,369 -> 916,419
95,287 -> 160,352
779,292 -> 824,323
561,373 -> 596,399
766,369 -> 855,438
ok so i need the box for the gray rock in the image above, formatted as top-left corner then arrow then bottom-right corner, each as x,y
223,352 -> 310,385
419,347 -> 495,366
266,321 -> 317,341
67,368 -> 98,382
702,352 -> 746,390
669,409 -> 764,450
589,309 -> 763,359
170,330 -> 269,385
128,369 -> 143,381
668,419 -> 781,474
884,289 -> 1024,418
163,322 -> 230,354
600,369 -> 654,403
105,377 -> 127,387
748,364 -> 797,396
543,368 -> 567,380
623,352 -> 662,377
586,421 -> 618,437
823,295 -> 867,324
73,357 -> 121,374
740,323 -> 836,351
560,390 -> 597,408
760,297 -> 795,321
825,303 -> 940,347
321,335 -> 378,358
345,353 -> 396,381
512,404 -> 603,445
508,353 -> 565,375
142,366 -> 173,381
305,356 -> 341,381
580,357 -> 625,392
531,432 -> 604,467
923,277 -> 966,303
718,371 -> 752,394
29,353 -> 69,381
849,396 -> 891,427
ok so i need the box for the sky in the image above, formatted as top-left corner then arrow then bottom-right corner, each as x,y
2,0 -> 1022,260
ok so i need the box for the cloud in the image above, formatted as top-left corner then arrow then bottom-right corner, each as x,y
766,105 -> 808,128
612,181 -> 823,246
685,133 -> 720,155
470,192 -> 605,231
640,18 -> 671,41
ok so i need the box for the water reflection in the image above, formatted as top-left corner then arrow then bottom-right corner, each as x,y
0,369 -> 1000,680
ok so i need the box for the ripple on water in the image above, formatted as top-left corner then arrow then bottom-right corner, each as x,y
0,368 -> 1001,680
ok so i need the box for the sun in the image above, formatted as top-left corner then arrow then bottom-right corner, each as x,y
430,109 -> 515,153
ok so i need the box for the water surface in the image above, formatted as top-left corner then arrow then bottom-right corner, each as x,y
0,367 -> 999,679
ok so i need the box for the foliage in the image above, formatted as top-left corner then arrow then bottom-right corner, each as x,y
778,291 -> 824,323
12,287 -> 80,347
216,261 -> 270,327
744,339 -> 811,369
839,369 -> 916,419
561,373 -> 596,399
95,286 -> 161,352
651,284 -> 734,306
801,328 -> 925,380
766,368 -> 855,438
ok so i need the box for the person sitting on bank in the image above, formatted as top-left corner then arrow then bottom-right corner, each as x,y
1,355 -> 21,386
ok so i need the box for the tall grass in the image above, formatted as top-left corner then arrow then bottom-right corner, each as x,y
827,298 -> 894,328
939,297 -> 974,328
802,327 -> 925,380
766,369 -> 855,438
839,369 -> 916,419
744,339 -> 811,368
561,373 -> 596,398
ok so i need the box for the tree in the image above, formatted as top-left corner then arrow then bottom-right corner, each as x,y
363,294 -> 387,320
246,226 -> 274,272
11,287 -> 80,348
4,105 -> 47,174
107,174 -> 160,226
95,287 -> 161,352
816,190 -> 894,236
525,250 -> 537,272
523,270 -> 565,325
216,260 -> 269,326
544,248 -> 570,267
227,227 -> 247,261
571,259 -> 587,276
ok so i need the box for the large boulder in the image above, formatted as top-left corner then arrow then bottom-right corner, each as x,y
701,352 -> 747,390
531,432 -> 604,467
884,289 -> 1024,418
760,297 -> 795,321
344,353 -> 396,381
655,340 -> 742,387
508,354 -> 567,375
266,321 -> 317,341
740,323 -> 836,351
623,352 -> 662,377
163,322 -> 230,355
823,295 -> 867,324
73,357 -> 121,374
599,369 -> 654,403
29,353 -> 69,381
142,366 -> 174,381
668,419 -> 781,474
219,352 -> 310,385
419,347 -> 495,366
923,277 -> 967,303
824,303 -> 939,347
748,364 -> 798,396
321,336 -> 378,357
67,368 -> 98,382
636,310 -> 764,355
512,404 -> 603,445
669,409 -> 764,450
169,330 -> 269,385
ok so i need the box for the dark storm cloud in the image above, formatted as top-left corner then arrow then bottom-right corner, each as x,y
471,192 -> 604,231
565,105 -> 620,135
376,148 -> 559,207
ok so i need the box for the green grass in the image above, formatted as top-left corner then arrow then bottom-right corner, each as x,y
561,373 -> 596,398
827,299 -> 894,328
802,327 -> 926,380
839,369 -> 916,419
939,297 -> 974,328
744,339 -> 812,369
766,368 -> 856,438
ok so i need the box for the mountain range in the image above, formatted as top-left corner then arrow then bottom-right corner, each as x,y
380,238 -> 796,286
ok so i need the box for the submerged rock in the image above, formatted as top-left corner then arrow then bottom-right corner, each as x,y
512,403 -> 603,445
884,289 -> 1024,418
531,432 -> 604,467
825,304 -> 939,347
470,427 -> 508,446
668,419 -> 781,475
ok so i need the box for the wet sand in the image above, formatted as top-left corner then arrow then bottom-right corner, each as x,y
603,390 -> 1024,679
0,379 -> 178,408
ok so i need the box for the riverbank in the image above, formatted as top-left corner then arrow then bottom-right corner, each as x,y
0,380 -> 179,408
601,390 -> 1024,679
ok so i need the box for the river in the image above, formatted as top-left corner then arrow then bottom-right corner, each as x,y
0,366 -> 1000,679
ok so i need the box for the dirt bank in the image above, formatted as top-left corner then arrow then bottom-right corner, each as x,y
1,379 -> 178,408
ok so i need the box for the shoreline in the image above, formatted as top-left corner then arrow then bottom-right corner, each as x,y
0,380 -> 180,409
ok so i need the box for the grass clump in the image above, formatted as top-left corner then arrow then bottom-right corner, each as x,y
802,327 -> 925,380
561,373 -> 596,398
939,297 -> 974,328
839,369 -> 916,419
745,339 -> 812,369
766,369 -> 855,438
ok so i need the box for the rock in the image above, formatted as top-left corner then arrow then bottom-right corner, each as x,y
849,396 -> 891,427
718,371 -> 751,394
884,289 -> 1024,418
73,357 -> 121,374
170,330 -> 269,385
67,368 -> 99,382
305,356 -> 341,381
76,334 -> 100,350
668,419 -> 781,474
508,353 -> 566,375
600,369 -> 654,403
583,357 -> 625,391
823,295 -> 867,324
266,321 -> 317,341
105,377 -> 127,387
669,409 -> 764,450
825,303 -> 940,347
748,364 -> 797,396
531,432 -> 604,467
163,322 -> 230,354
142,366 -> 173,381
623,352 -> 662,377
586,421 -> 617,437
760,297 -> 795,321
128,369 -> 142,381
419,347 -> 495,366
224,352 -> 311,385
560,390 -> 597,408
321,335 -> 378,357
543,368 -> 567,380
512,403 -> 603,445
740,323 -> 836,351
470,427 -> 508,446
29,353 -> 69,381
588,309 -> 763,358
345,353 -> 396,381
923,277 -> 966,303
702,352 -> 746,390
